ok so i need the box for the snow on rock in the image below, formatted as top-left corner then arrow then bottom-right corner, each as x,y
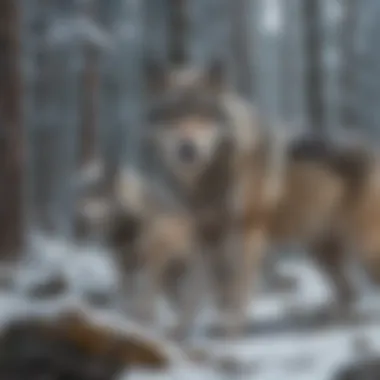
64,243 -> 120,301
15,232 -> 120,306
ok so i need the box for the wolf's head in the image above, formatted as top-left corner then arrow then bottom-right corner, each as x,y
74,161 -> 142,245
145,60 -> 233,188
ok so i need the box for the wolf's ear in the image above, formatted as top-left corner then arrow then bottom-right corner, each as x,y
144,58 -> 169,94
204,59 -> 227,93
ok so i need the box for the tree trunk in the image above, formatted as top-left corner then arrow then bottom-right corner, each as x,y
231,0 -> 254,99
169,0 -> 187,65
304,0 -> 325,135
81,45 -> 99,166
0,0 -> 24,259
340,0 -> 359,129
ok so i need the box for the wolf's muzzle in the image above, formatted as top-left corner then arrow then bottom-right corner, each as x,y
177,140 -> 197,163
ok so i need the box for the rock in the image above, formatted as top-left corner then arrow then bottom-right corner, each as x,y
213,355 -> 256,376
265,272 -> 298,294
333,357 -> 380,380
27,271 -> 67,299
0,266 -> 15,291
84,289 -> 115,308
351,334 -> 374,357
216,356 -> 242,373
52,311 -> 171,369
0,310 -> 171,380
0,319 -> 121,380
183,346 -> 212,365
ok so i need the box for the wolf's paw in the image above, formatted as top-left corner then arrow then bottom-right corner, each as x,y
166,324 -> 190,343
209,312 -> 248,339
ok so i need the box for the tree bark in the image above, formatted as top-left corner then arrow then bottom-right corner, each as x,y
340,0 -> 359,129
81,45 -> 99,166
168,0 -> 187,65
231,0 -> 254,99
0,0 -> 24,259
304,0 -> 325,135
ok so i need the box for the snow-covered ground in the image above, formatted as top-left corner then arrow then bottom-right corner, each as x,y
2,232 -> 380,380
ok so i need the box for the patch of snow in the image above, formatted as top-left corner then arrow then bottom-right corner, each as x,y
3,232 -> 380,380
18,233 -> 120,301
64,243 -> 120,297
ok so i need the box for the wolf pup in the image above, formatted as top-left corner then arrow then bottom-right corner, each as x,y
76,161 -> 198,332
114,167 -> 200,332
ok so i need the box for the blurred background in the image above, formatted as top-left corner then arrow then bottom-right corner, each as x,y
1,0 -> 380,379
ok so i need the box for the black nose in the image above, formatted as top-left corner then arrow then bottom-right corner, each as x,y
177,141 -> 197,163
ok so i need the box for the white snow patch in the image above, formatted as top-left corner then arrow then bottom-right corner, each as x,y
2,232 -> 380,379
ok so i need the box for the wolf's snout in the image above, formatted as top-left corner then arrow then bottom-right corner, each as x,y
177,140 -> 197,163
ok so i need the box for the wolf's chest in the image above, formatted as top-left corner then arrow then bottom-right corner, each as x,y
192,203 -> 229,245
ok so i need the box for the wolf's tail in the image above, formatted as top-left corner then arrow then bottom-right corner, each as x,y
289,134 -> 372,194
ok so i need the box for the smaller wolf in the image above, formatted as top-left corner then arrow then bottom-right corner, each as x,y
75,161 -> 199,334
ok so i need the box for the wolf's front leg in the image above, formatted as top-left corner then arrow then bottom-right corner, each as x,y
311,234 -> 356,319
135,238 -> 164,329
137,267 -> 162,328
221,226 -> 268,337
167,251 -> 205,341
